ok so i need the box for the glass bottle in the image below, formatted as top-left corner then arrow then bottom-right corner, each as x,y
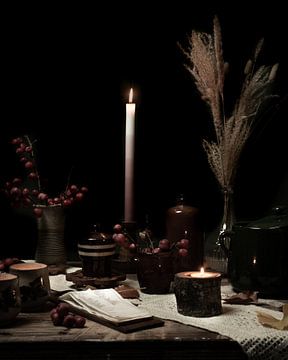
206,187 -> 234,274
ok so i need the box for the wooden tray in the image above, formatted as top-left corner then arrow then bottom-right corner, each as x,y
66,270 -> 126,288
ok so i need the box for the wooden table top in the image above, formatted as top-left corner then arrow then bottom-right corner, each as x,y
0,311 -> 247,359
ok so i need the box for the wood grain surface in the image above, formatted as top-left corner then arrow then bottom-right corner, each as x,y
0,311 -> 247,359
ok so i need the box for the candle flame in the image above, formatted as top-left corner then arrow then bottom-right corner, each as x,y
200,267 -> 204,274
129,88 -> 133,103
253,257 -> 257,265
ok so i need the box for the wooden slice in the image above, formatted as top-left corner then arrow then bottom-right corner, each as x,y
66,270 -> 126,288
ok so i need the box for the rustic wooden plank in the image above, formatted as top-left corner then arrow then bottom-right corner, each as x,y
0,311 -> 248,359
0,311 -> 232,341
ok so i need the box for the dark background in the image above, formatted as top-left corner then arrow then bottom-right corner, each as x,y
1,3 -> 287,259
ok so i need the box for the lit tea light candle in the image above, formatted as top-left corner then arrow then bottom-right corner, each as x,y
124,88 -> 136,223
189,267 -> 220,278
174,268 -> 222,317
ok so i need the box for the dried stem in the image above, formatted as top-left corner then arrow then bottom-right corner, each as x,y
24,135 -> 41,192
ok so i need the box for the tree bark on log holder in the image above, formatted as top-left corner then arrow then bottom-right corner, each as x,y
174,271 -> 222,317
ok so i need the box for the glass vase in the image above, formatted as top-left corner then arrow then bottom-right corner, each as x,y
206,187 -> 235,274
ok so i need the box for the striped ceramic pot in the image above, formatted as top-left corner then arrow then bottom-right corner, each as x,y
78,231 -> 116,278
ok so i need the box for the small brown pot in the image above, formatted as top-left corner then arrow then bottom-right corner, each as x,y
136,252 -> 173,294
0,273 -> 21,326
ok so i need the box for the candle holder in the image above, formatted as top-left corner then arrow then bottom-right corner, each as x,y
174,271 -> 222,317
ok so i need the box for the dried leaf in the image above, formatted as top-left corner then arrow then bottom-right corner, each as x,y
114,285 -> 139,299
257,304 -> 288,330
223,290 -> 258,305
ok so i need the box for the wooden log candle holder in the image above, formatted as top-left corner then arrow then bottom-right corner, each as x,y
174,269 -> 222,317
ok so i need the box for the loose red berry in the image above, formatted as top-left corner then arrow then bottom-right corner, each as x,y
22,188 -> 30,196
38,192 -> 48,201
56,303 -> 70,317
159,239 -> 170,251
70,185 -> 78,193
74,315 -> 86,328
12,178 -> 22,185
28,172 -> 37,180
5,182 -> 12,189
63,199 -> 72,207
33,208 -> 43,218
3,258 -> 14,267
113,224 -> 122,233
62,314 -> 76,328
75,192 -> 84,201
16,147 -> 25,154
10,187 -> 21,197
24,161 -> 34,169
179,239 -> 189,250
178,248 -> 188,257
114,233 -> 126,245
65,189 -> 72,196
153,247 -> 161,254
11,137 -> 22,145
51,312 -> 63,326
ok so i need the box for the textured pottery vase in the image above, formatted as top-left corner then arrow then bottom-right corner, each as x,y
35,205 -> 66,265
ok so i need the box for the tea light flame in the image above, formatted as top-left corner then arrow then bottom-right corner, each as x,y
253,256 -> 257,265
190,267 -> 206,278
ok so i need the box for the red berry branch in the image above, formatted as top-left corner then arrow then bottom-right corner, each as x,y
112,223 -> 189,257
1,135 -> 88,217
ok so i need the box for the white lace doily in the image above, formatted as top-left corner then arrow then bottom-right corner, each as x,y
138,290 -> 288,360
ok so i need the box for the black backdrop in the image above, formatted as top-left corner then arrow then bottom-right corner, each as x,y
1,3 -> 287,258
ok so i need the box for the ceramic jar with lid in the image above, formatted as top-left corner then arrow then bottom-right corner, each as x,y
78,225 -> 116,278
9,262 -> 50,312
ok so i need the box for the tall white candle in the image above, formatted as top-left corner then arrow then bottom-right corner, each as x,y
124,88 -> 136,223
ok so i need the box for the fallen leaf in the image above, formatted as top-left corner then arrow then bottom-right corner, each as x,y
257,304 -> 288,330
114,285 -> 139,299
223,290 -> 258,305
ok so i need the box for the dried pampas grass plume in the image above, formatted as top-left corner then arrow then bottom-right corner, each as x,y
181,16 -> 278,191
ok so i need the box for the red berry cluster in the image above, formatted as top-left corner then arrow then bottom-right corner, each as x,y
112,224 -> 189,257
1,136 -> 88,217
0,257 -> 22,272
50,303 -> 86,328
